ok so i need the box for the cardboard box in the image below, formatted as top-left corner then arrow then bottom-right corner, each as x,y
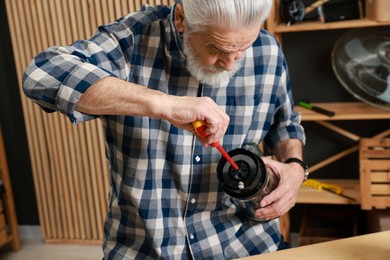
366,210 -> 390,233
299,206 -> 358,246
366,0 -> 390,22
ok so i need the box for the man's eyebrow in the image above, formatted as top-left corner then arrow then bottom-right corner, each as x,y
209,42 -> 252,53
209,44 -> 229,53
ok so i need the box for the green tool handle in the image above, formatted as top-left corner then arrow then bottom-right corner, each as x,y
298,101 -> 335,117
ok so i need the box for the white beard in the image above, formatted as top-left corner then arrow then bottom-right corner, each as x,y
182,32 -> 244,85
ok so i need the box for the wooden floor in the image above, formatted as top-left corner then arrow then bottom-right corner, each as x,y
0,226 -> 102,260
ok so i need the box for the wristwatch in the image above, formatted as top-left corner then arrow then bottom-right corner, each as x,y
285,157 -> 309,182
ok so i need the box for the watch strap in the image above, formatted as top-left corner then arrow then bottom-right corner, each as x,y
285,157 -> 309,182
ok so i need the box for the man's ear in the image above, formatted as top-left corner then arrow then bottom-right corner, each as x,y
174,3 -> 185,33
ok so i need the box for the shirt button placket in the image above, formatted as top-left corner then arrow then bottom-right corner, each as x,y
187,152 -> 201,249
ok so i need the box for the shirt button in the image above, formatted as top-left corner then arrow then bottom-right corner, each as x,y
191,198 -> 196,204
193,155 -> 201,163
190,234 -> 195,240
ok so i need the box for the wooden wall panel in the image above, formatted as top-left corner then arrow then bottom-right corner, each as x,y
5,0 -> 175,244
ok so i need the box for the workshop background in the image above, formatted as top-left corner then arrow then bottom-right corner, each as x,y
0,0 -> 388,239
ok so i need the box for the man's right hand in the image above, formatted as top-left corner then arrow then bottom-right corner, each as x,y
160,95 -> 230,147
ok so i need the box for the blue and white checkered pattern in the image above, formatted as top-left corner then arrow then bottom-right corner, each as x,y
23,4 -> 305,259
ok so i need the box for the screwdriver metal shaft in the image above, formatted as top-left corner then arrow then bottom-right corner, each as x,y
192,120 -> 239,171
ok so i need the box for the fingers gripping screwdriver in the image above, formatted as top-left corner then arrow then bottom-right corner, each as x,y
192,120 -> 239,171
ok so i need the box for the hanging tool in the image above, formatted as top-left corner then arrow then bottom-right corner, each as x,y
303,179 -> 356,201
192,120 -> 239,171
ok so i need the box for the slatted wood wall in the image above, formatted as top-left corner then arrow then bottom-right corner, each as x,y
5,0 -> 175,244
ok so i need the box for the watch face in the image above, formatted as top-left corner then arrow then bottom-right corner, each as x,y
288,0 -> 306,22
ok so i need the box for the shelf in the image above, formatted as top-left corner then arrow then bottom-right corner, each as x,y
297,179 -> 360,205
273,18 -> 390,33
268,0 -> 390,239
267,0 -> 390,44
295,102 -> 390,121
0,127 -> 21,251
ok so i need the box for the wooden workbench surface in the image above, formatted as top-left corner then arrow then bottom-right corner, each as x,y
239,230 -> 390,260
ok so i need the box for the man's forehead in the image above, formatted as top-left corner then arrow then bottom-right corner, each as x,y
201,26 -> 260,52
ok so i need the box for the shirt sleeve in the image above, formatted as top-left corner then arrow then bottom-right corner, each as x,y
263,46 -> 306,149
22,22 -> 132,124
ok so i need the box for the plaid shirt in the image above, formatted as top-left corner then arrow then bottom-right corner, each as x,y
23,4 -> 305,260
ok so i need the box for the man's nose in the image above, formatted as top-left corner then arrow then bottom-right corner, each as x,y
219,51 -> 243,71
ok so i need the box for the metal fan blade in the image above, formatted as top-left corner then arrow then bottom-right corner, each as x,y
345,38 -> 381,67
377,75 -> 390,103
332,27 -> 390,110
378,42 -> 390,67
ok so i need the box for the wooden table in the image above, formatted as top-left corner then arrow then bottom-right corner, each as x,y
239,231 -> 390,260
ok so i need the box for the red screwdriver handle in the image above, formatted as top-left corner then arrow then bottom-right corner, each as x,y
192,120 -> 218,147
192,120 -> 239,170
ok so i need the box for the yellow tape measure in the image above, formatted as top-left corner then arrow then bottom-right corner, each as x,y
303,179 -> 343,194
303,179 -> 356,201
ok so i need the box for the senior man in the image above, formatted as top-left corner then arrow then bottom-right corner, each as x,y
23,0 -> 306,258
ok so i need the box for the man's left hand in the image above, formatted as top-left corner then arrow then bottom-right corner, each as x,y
254,156 -> 305,220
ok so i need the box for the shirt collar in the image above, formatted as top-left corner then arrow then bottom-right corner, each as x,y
169,3 -> 186,61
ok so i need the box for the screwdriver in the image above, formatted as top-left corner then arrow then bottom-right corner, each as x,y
297,101 -> 335,117
303,179 -> 356,201
192,120 -> 239,171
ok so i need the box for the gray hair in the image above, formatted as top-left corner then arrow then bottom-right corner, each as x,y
179,0 -> 272,32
